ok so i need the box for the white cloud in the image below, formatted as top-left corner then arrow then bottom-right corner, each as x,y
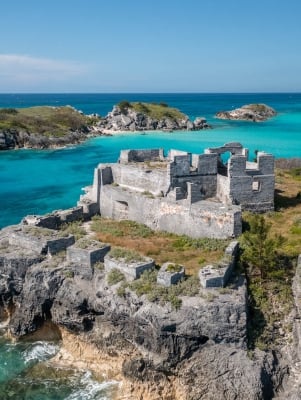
0,54 -> 87,91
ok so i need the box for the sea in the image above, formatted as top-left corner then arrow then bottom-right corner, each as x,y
0,93 -> 300,399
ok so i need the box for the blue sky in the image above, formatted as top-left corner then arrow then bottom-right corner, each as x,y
1,0 -> 301,93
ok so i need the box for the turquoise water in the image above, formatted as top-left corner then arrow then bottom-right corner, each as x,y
0,93 -> 301,399
0,93 -> 301,229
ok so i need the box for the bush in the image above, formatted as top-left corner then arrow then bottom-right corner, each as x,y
60,221 -> 86,240
117,101 -> 131,114
107,268 -> 125,285
110,247 -> 145,263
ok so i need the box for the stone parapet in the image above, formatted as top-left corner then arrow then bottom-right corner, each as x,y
8,227 -> 75,256
199,241 -> 238,288
157,262 -> 185,287
67,240 -> 110,268
104,254 -> 154,281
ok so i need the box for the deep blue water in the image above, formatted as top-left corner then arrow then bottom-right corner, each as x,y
0,93 -> 301,399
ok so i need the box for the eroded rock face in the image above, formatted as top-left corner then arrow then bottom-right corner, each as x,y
0,224 -> 285,399
98,105 -> 210,132
215,104 -> 276,122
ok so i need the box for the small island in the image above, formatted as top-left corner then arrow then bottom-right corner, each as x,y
0,102 -> 211,150
96,100 -> 210,132
215,103 -> 276,122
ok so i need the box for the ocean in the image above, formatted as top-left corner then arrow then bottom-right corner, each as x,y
0,93 -> 301,399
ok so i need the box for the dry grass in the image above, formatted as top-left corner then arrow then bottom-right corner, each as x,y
91,217 -> 227,275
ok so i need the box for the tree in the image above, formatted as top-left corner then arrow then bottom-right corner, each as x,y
240,214 -> 284,280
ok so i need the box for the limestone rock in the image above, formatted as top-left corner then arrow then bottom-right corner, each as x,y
215,104 -> 276,122
0,222 -> 286,399
98,105 -> 210,132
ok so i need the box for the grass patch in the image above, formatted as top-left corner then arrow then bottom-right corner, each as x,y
126,270 -> 200,310
60,221 -> 86,240
0,106 -> 98,137
107,268 -> 125,285
116,101 -> 186,121
91,217 -> 227,275
109,247 -> 145,263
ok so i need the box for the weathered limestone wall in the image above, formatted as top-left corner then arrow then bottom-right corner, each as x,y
199,241 -> 239,288
104,254 -> 154,280
192,153 -> 218,175
226,153 -> 275,211
119,149 -> 164,163
111,164 -> 169,195
99,185 -> 241,239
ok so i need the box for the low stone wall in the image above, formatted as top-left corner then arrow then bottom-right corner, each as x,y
199,241 -> 239,288
157,263 -> 185,287
119,149 -> 164,164
104,255 -> 154,280
9,228 -> 75,256
67,241 -> 110,267
22,206 -> 85,229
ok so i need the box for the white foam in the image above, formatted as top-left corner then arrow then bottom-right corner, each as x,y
66,371 -> 119,400
22,341 -> 59,364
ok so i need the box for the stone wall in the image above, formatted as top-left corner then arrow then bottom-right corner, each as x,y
104,254 -> 154,280
199,241 -> 239,288
119,149 -> 164,163
100,185 -> 242,239
111,164 -> 169,195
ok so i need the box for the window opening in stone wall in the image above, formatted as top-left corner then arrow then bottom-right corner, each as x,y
217,152 -> 231,176
252,179 -> 261,192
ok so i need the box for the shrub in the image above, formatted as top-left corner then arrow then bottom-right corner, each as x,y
110,247 -> 145,263
165,263 -> 183,273
117,101 -> 131,114
107,268 -> 125,285
60,221 -> 86,240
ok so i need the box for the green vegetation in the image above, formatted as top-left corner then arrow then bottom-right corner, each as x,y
109,247 -> 145,263
107,268 -> 125,285
0,106 -> 98,137
116,101 -> 185,121
166,263 -> 183,273
60,221 -> 86,240
240,214 -> 285,280
91,216 -> 227,275
243,104 -> 272,112
240,213 -> 295,350
125,270 -> 200,310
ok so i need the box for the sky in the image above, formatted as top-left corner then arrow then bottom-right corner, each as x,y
1,0 -> 301,93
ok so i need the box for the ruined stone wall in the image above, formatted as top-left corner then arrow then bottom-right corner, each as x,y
119,149 -> 164,163
226,153 -> 275,211
99,185 -> 241,239
110,164 -> 169,195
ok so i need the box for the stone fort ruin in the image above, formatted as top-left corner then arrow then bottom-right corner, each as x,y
79,142 -> 275,239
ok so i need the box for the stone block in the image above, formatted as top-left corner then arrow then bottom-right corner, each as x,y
67,239 -> 110,267
8,227 -> 75,255
157,262 -> 185,287
57,207 -> 83,224
104,254 -> 154,280
199,241 -> 238,288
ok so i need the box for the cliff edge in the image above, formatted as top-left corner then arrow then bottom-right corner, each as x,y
0,217 -> 285,400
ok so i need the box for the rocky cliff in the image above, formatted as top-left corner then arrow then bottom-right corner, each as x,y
215,104 -> 276,122
97,102 -> 210,132
0,220 -> 288,400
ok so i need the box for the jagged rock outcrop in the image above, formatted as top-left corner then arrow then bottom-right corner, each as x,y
0,222 -> 287,399
215,104 -> 276,122
0,127 -> 94,150
97,105 -> 210,132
